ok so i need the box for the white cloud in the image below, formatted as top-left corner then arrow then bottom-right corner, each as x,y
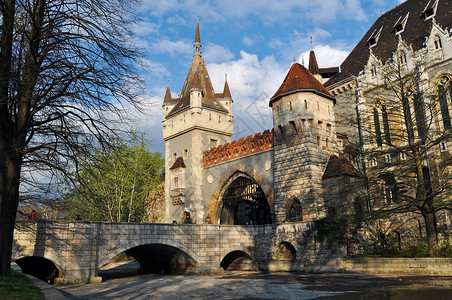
141,0 -> 368,25
203,43 -> 234,63
242,35 -> 264,47
207,51 -> 287,138
299,45 -> 349,68
151,39 -> 192,57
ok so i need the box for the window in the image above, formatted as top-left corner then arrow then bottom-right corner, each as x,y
400,152 -> 406,160
183,149 -> 188,158
370,158 -> 378,167
373,108 -> 382,146
382,106 -> 391,145
392,13 -> 409,35
172,152 -> 177,161
413,93 -> 426,138
439,84 -> 451,129
317,136 -> 320,146
289,102 -> 292,111
440,141 -> 447,152
371,64 -> 377,77
398,52 -> 407,64
173,175 -> 179,189
434,35 -> 442,50
210,139 -> 218,149
381,173 -> 398,204
367,26 -> 383,48
304,99 -> 308,109
423,0 -> 438,20
287,198 -> 303,222
385,154 -> 392,164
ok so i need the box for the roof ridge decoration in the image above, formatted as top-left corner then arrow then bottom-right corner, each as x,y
203,130 -> 274,167
270,62 -> 334,106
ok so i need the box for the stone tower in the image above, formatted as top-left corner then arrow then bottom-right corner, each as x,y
162,21 -> 233,223
269,57 -> 337,223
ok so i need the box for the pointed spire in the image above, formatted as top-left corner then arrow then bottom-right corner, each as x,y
309,49 -> 319,75
163,84 -> 173,104
194,18 -> 202,56
223,76 -> 231,99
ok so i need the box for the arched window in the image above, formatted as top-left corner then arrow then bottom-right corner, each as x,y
382,106 -> 391,144
373,108 -> 382,146
287,198 -> 303,222
380,173 -> 398,204
438,77 -> 451,129
434,35 -> 442,50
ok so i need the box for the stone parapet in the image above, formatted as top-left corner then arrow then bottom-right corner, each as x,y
203,130 -> 274,167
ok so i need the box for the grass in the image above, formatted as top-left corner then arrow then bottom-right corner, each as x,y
0,269 -> 44,300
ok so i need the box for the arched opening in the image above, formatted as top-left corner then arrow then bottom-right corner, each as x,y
14,256 -> 61,284
275,241 -> 296,261
219,176 -> 271,225
111,244 -> 198,275
220,251 -> 253,271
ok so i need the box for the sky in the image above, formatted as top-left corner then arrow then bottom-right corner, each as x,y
129,0 -> 406,154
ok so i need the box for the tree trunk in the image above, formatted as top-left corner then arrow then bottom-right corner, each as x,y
0,151 -> 22,276
422,208 -> 439,256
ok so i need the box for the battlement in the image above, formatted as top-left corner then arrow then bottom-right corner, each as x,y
203,129 -> 274,167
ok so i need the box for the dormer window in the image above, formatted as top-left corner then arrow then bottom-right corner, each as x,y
392,13 -> 409,35
367,26 -> 383,48
423,0 -> 438,20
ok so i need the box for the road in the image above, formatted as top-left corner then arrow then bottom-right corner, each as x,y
55,271 -> 452,299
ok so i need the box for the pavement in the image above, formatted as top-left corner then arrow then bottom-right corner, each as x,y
26,274 -> 67,300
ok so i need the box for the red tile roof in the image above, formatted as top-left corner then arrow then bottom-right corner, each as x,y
325,0 -> 452,88
270,63 -> 334,106
322,155 -> 364,179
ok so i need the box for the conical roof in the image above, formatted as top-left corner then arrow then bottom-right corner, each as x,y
223,80 -> 232,98
167,24 -> 228,116
270,63 -> 334,106
163,85 -> 174,104
309,50 -> 319,75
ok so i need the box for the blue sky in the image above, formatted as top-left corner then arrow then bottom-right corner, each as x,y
129,0 -> 405,154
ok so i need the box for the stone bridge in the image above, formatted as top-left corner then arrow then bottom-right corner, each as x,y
12,220 -> 321,283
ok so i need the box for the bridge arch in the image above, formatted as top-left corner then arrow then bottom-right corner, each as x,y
207,165 -> 274,224
99,237 -> 199,271
13,254 -> 64,284
220,249 -> 254,270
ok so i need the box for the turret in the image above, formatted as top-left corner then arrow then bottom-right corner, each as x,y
190,71 -> 202,113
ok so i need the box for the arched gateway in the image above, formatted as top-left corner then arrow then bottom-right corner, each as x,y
219,176 -> 271,225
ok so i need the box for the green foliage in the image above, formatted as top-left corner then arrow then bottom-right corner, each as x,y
64,136 -> 164,222
0,270 -> 44,300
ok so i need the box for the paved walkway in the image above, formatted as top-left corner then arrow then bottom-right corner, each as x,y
54,272 -> 452,300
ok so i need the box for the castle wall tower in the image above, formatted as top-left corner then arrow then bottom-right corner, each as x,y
162,21 -> 233,223
269,61 -> 337,222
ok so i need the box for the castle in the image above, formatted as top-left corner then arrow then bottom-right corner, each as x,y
162,0 -> 451,251
162,22 -> 359,225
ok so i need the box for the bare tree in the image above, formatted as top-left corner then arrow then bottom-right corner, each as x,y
0,0 -> 143,276
359,57 -> 452,255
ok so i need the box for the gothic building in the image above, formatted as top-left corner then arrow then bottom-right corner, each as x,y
162,22 -> 358,225
324,0 -> 452,244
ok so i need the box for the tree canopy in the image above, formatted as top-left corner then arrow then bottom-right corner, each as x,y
65,139 -> 164,222
0,0 -> 144,276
